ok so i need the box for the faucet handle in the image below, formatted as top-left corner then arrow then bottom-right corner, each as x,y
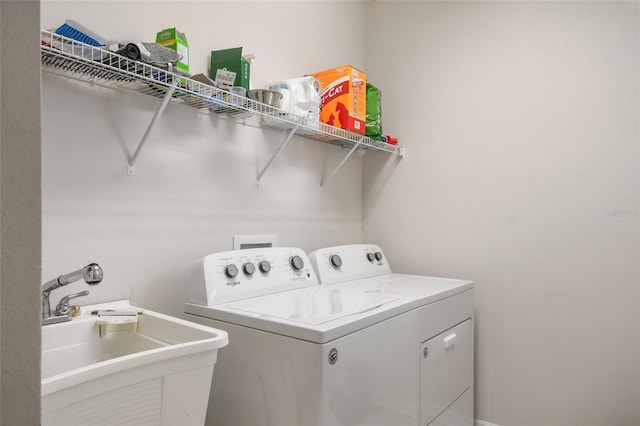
55,290 -> 89,316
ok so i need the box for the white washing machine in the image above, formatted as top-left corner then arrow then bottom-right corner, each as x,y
184,246 -> 473,426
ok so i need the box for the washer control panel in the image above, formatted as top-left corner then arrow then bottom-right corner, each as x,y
188,247 -> 318,306
308,244 -> 392,285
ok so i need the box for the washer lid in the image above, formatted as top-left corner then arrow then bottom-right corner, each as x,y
225,286 -> 400,325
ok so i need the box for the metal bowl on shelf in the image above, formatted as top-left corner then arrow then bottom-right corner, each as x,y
248,89 -> 283,108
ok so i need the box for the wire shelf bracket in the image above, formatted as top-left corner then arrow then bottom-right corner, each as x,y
256,125 -> 300,188
127,85 -> 176,176
320,136 -> 365,192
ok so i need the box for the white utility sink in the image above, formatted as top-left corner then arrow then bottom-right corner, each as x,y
41,300 -> 228,426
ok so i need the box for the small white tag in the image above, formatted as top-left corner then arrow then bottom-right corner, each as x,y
215,68 -> 236,86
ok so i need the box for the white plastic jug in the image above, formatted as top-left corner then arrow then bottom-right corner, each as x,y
268,76 -> 320,133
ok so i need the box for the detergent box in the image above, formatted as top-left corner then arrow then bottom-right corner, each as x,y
210,47 -> 250,91
310,65 -> 366,134
156,28 -> 189,73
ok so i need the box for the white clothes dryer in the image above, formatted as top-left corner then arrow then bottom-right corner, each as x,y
184,246 -> 473,426
308,244 -> 475,426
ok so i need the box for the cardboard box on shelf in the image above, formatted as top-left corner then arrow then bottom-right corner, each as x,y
190,73 -> 217,87
310,65 -> 366,134
210,47 -> 250,91
156,28 -> 189,73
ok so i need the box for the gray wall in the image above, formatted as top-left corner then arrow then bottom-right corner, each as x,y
0,1 -> 41,425
364,2 -> 640,425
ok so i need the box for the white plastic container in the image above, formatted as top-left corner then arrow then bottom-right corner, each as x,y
268,76 -> 321,134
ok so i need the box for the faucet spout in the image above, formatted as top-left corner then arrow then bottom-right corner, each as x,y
42,263 -> 103,324
42,263 -> 103,293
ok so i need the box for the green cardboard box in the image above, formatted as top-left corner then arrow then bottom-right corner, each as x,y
156,28 -> 189,73
210,47 -> 250,91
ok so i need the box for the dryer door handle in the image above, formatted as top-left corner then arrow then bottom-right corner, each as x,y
443,332 -> 457,349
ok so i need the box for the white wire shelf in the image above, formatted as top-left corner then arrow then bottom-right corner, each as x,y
40,29 -> 405,185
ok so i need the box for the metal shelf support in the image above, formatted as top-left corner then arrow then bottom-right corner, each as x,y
320,136 -> 365,192
127,85 -> 176,176
256,125 -> 300,187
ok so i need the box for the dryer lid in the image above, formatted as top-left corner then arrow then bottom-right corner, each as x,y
224,285 -> 400,325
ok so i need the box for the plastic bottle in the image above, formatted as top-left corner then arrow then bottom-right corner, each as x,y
268,76 -> 320,134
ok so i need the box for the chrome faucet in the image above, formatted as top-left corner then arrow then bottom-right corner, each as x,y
42,263 -> 103,325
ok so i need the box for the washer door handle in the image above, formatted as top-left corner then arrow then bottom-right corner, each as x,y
443,332 -> 457,349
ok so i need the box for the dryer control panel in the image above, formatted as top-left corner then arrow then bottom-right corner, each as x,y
308,244 -> 392,285
187,247 -> 319,306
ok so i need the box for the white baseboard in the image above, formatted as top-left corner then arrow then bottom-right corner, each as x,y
475,420 -> 500,426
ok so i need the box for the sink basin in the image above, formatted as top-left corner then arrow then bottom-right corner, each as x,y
41,300 -> 228,426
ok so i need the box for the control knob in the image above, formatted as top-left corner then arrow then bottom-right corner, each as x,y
259,260 -> 271,273
374,252 -> 383,261
243,262 -> 256,275
329,254 -> 342,269
289,255 -> 305,272
224,264 -> 239,278
366,252 -> 375,262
